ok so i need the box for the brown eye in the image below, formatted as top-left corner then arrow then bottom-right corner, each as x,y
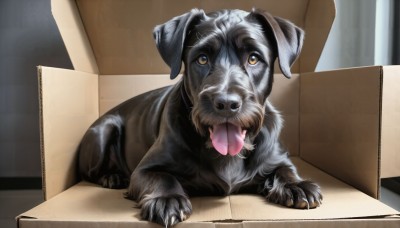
248,54 -> 259,65
197,55 -> 208,65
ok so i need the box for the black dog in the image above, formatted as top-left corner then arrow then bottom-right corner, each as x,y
78,8 -> 322,227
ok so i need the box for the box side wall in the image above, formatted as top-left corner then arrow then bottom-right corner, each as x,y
39,66 -> 99,200
99,73 -> 300,156
51,0 -> 98,73
75,0 -> 334,75
381,66 -> 400,178
299,67 -> 382,198
99,75 -> 181,115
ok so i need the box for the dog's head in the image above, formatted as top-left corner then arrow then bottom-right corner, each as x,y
154,9 -> 304,156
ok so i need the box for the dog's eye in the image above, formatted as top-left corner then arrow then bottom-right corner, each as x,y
248,54 -> 259,65
196,55 -> 208,65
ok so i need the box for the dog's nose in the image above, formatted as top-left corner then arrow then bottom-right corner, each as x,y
214,94 -> 242,116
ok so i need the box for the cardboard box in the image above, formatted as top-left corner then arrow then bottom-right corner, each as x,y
18,0 -> 400,227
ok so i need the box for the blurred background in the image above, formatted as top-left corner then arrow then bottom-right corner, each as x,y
0,0 -> 399,227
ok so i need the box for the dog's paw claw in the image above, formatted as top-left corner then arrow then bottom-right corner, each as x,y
140,195 -> 192,227
164,215 -> 178,228
267,180 -> 322,209
180,209 -> 188,221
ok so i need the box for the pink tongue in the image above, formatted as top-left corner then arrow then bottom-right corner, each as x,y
209,123 -> 246,156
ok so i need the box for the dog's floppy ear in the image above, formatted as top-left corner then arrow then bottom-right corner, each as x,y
153,9 -> 206,79
250,9 -> 304,78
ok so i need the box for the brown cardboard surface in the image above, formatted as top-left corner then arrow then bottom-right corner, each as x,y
69,0 -> 335,75
300,67 -> 382,199
230,158 -> 397,220
381,66 -> 400,178
18,158 -> 399,226
51,0 -> 98,74
18,181 -> 231,223
39,66 -> 99,200
99,75 -> 182,115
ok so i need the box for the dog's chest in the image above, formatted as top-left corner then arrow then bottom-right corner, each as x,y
181,152 -> 256,195
212,157 -> 251,194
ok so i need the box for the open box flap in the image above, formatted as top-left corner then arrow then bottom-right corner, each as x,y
18,158 -> 399,223
302,0 -> 336,73
52,0 -> 335,75
51,0 -> 98,74
38,66 -> 99,200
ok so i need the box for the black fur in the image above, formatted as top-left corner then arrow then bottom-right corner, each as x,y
78,9 -> 322,227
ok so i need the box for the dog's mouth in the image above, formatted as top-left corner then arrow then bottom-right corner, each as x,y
208,122 -> 247,156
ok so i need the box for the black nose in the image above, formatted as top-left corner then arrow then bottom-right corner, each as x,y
213,94 -> 242,116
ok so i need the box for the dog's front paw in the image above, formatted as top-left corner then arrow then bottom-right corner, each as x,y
266,180 -> 322,209
140,195 -> 192,227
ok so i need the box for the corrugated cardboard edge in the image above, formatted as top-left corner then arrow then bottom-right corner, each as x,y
16,216 -> 400,228
377,65 -> 384,198
37,66 -> 47,201
51,0 -> 98,74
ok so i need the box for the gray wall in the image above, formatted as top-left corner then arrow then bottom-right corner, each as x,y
317,0 -> 394,71
0,0 -> 72,177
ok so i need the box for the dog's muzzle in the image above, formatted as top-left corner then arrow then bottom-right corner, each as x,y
191,67 -> 264,157
209,93 -> 246,156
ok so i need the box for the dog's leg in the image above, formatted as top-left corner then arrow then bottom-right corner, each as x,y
126,168 -> 192,227
78,115 -> 129,189
128,171 -> 192,227
264,160 -> 322,209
